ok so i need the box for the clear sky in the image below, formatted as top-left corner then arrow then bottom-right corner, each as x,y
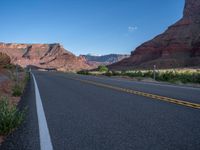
0,0 -> 185,56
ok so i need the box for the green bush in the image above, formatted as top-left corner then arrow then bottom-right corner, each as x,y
155,71 -> 200,84
124,71 -> 144,78
0,97 -> 25,135
104,71 -> 113,77
77,70 -> 90,75
193,72 -> 200,83
109,70 -> 200,84
3,64 -> 24,72
111,71 -> 121,76
12,84 -> 23,97
3,64 -> 15,70
77,68 -> 200,84
143,70 -> 153,78
24,72 -> 30,84
98,65 -> 109,72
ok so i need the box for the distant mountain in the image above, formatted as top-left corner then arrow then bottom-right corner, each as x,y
109,0 -> 200,70
0,43 -> 91,72
81,54 -> 129,67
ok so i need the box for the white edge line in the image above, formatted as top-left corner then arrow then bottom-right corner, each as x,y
31,73 -> 53,150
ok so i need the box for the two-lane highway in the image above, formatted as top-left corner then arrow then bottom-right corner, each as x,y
1,71 -> 200,150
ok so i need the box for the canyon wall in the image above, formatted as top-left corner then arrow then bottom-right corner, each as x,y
109,0 -> 200,70
0,43 -> 90,72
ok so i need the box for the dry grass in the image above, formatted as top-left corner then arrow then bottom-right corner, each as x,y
0,73 -> 24,106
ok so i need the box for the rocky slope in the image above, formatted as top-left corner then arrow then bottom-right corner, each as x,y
0,52 -> 11,68
81,54 -> 129,67
109,0 -> 200,70
0,43 -> 90,71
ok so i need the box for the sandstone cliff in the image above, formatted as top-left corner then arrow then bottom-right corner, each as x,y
81,54 -> 129,67
0,52 -> 11,68
109,0 -> 200,70
0,43 -> 90,71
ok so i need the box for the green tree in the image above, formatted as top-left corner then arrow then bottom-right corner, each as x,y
98,65 -> 109,72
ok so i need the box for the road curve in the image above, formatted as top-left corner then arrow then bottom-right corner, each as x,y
1,71 -> 200,150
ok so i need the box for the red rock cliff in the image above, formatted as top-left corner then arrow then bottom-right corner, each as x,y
109,0 -> 200,70
0,43 -> 90,71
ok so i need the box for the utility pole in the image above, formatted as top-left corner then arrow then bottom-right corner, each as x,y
153,65 -> 156,80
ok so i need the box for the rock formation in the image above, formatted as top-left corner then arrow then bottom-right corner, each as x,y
0,43 -> 90,71
0,52 -> 11,68
81,54 -> 129,67
109,0 -> 200,70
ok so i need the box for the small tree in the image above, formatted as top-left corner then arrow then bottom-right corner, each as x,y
98,65 -> 109,72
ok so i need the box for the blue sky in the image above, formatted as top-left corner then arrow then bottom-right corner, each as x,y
0,0 -> 184,56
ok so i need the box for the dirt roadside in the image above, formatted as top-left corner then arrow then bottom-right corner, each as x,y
0,68 -> 26,144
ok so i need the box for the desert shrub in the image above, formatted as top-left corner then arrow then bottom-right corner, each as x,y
123,72 -> 135,77
3,64 -> 24,73
12,84 -> 23,97
192,72 -> 200,83
77,70 -> 90,75
3,64 -> 15,70
104,71 -> 113,77
111,71 -> 121,76
24,72 -> 30,84
0,97 -> 25,135
124,71 -> 144,78
16,65 -> 24,72
117,70 -> 200,84
98,65 -> 109,72
155,70 -> 200,84
135,71 -> 143,77
143,70 -> 154,78
177,72 -> 191,83
121,70 -> 126,76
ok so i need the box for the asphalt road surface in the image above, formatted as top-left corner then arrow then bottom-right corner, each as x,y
1,71 -> 200,150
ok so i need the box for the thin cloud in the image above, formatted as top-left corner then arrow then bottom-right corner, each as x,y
128,26 -> 138,32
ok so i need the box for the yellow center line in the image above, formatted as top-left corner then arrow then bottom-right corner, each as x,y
70,77 -> 200,109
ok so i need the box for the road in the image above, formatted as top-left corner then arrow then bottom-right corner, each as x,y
1,71 -> 200,150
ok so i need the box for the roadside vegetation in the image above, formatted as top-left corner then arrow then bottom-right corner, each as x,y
77,65 -> 109,75
77,67 -> 200,84
11,70 -> 30,97
0,97 -> 25,135
0,52 -> 29,138
98,65 -> 109,72
117,70 -> 200,84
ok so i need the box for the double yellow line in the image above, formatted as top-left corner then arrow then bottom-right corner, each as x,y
70,77 -> 200,110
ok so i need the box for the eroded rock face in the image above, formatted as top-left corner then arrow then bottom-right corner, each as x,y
109,0 -> 200,70
0,52 -> 11,68
81,54 -> 130,67
0,43 -> 90,71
